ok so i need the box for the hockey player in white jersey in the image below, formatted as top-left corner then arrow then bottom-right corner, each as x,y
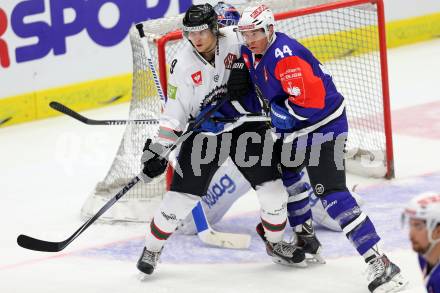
136,3 -> 306,276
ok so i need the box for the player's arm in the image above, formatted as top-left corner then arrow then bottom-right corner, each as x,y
140,61 -> 193,180
157,63 -> 193,145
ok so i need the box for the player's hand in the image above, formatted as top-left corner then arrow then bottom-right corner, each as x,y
227,57 -> 252,100
193,105 -> 226,134
140,139 -> 168,180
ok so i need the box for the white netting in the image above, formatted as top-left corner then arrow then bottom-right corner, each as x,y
81,0 -> 393,223
80,29 -> 166,222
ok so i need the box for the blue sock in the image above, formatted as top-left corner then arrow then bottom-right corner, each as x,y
283,171 -> 312,230
321,191 -> 380,255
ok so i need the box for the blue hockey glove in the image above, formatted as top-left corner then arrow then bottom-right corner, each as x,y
270,100 -> 296,130
193,105 -> 226,134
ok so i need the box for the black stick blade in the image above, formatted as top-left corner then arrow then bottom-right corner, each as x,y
49,101 -> 90,124
17,234 -> 65,252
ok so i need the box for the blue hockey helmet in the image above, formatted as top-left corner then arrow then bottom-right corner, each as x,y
213,2 -> 240,27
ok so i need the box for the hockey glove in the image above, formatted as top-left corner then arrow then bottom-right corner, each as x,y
140,139 -> 168,180
270,100 -> 296,130
193,104 -> 226,134
227,57 -> 252,100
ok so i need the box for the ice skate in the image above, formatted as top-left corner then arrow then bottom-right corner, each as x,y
256,223 -> 307,267
366,254 -> 408,293
137,246 -> 163,276
295,220 -> 325,264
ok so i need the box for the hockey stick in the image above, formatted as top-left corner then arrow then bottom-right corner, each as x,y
49,101 -> 158,126
192,202 -> 251,249
49,25 -> 166,126
213,115 -> 270,123
17,95 -> 231,252
51,99 -> 266,126
17,177 -> 141,252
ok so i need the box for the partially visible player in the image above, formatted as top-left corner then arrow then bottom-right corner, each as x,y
228,4 -> 407,292
214,1 -> 240,27
402,192 -> 440,293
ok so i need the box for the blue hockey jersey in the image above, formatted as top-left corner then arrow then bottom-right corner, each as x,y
419,255 -> 440,293
241,32 -> 347,140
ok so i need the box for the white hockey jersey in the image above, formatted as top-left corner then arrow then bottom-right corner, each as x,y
157,26 -> 260,144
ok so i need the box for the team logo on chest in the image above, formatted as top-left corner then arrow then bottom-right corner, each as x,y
224,53 -> 237,70
214,74 -> 219,82
191,71 -> 203,86
286,81 -> 301,97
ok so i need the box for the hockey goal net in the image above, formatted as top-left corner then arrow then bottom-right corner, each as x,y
81,0 -> 394,223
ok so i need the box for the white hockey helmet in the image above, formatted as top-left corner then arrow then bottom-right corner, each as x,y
402,192 -> 440,244
237,4 -> 275,40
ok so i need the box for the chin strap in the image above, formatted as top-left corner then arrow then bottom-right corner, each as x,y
423,230 -> 440,259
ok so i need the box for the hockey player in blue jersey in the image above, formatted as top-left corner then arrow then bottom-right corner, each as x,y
212,1 -> 324,264
227,4 -> 407,292
403,192 -> 440,292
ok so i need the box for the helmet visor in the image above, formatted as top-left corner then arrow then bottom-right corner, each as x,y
401,210 -> 427,230
184,28 -> 214,42
239,28 -> 267,43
